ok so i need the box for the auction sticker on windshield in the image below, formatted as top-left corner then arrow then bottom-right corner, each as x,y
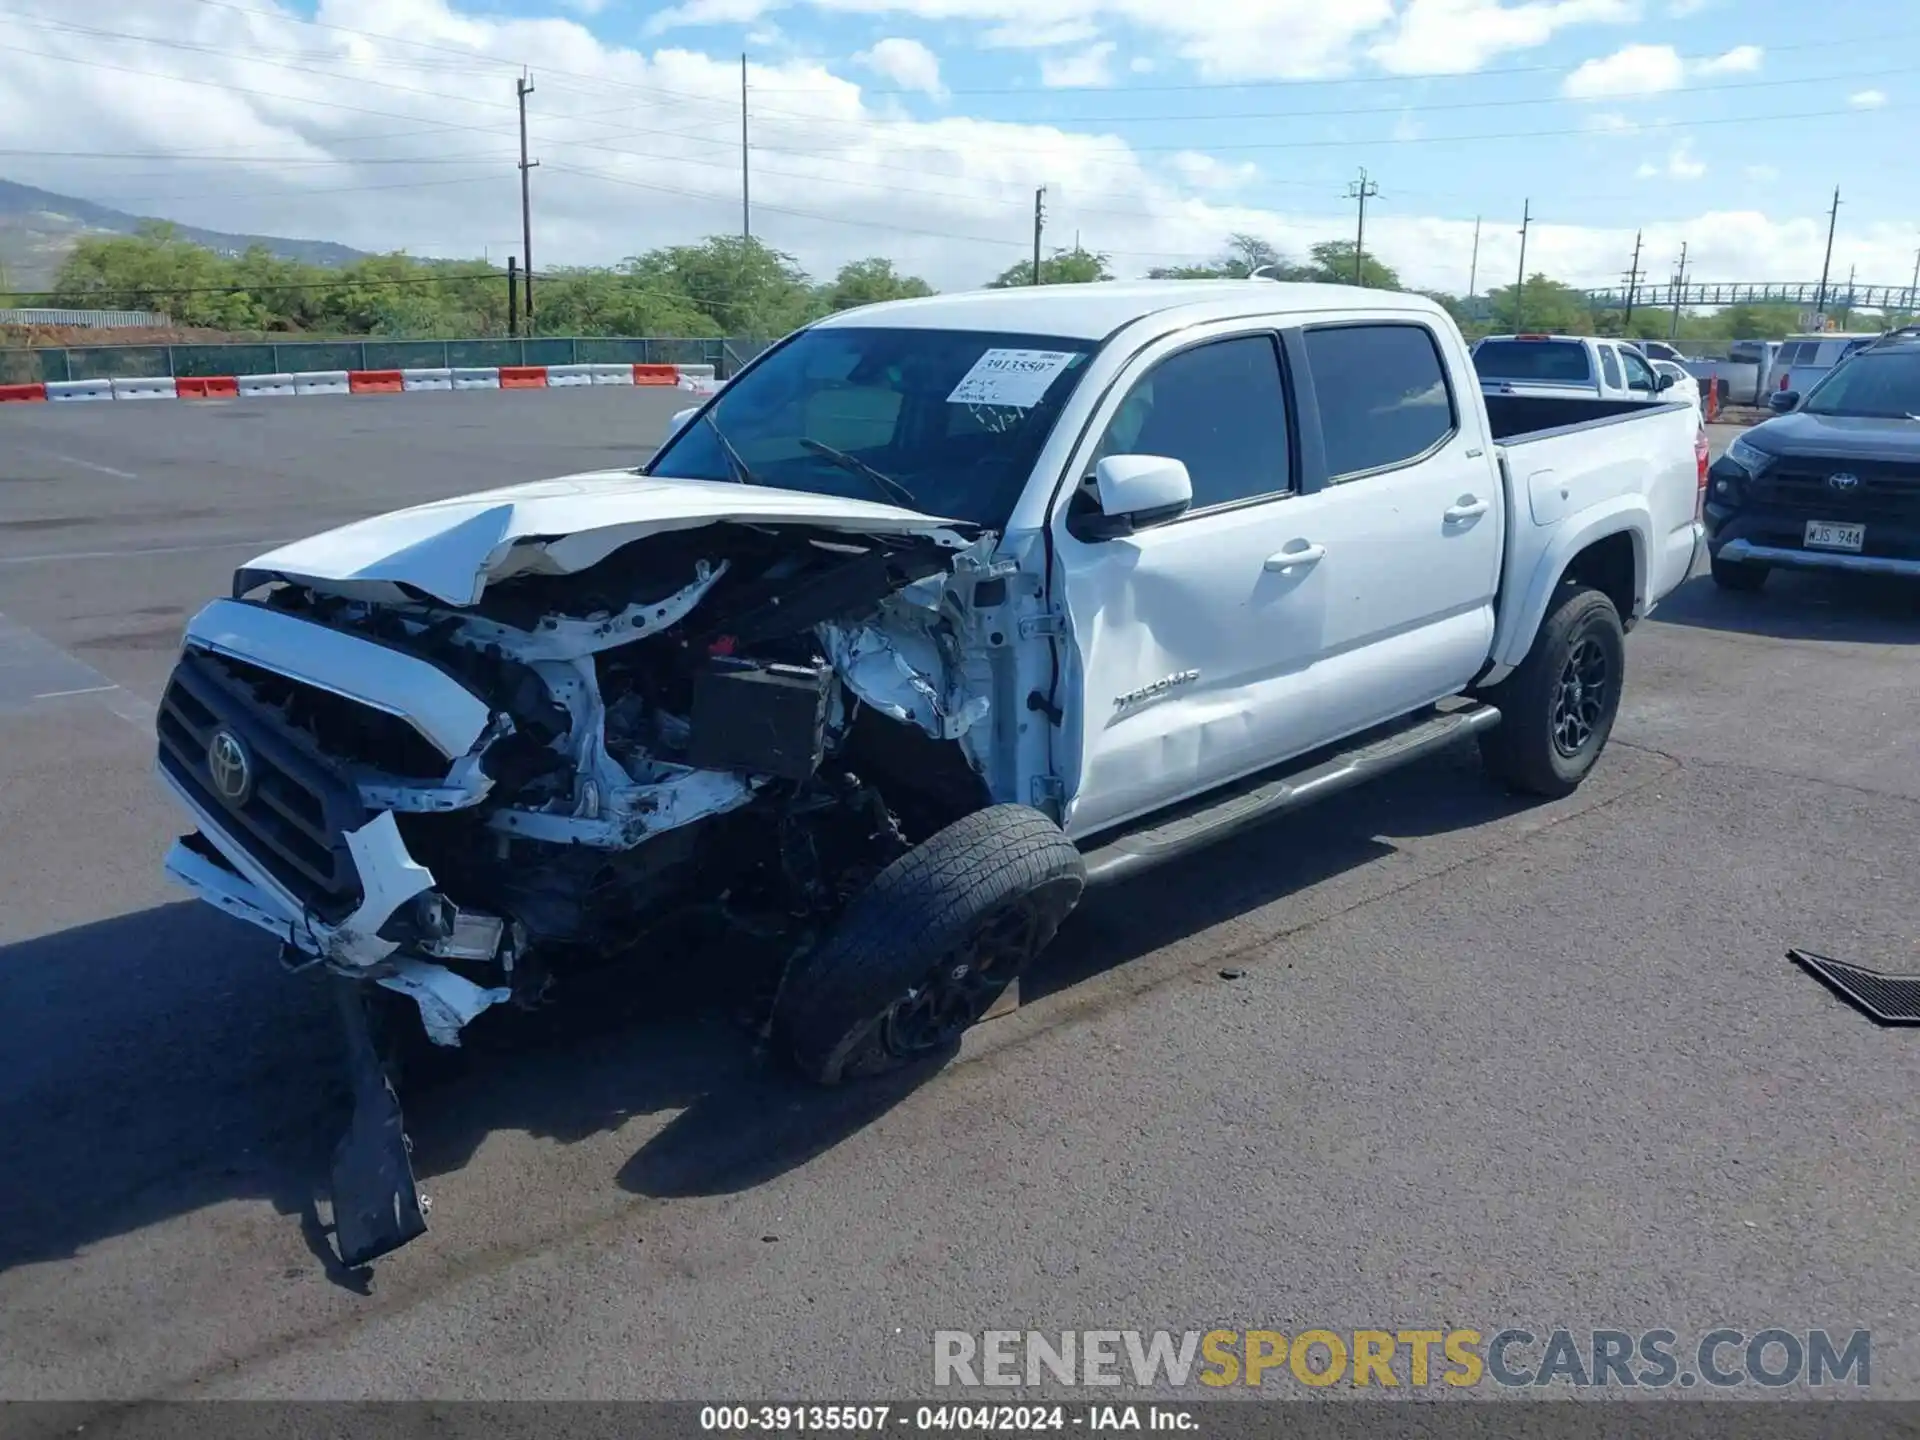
947,349 -> 1080,409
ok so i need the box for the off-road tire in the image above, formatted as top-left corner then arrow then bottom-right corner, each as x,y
1710,554 -> 1769,592
1476,583 -> 1626,799
776,804 -> 1086,1086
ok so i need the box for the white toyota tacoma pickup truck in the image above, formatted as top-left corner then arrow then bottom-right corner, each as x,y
154,281 -> 1705,1265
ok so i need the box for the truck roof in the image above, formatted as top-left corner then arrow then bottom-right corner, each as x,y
809,279 -> 1449,341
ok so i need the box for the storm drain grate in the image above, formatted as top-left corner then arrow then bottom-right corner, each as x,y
1789,949 -> 1920,1026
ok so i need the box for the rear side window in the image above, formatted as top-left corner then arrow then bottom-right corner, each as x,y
1096,334 -> 1292,511
1472,340 -> 1591,384
1598,346 -> 1623,389
1305,324 -> 1457,480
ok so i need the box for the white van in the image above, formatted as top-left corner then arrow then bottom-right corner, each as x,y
1770,332 -> 1880,397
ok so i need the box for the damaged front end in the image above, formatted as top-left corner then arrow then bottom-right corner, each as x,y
155,500 -> 1003,1266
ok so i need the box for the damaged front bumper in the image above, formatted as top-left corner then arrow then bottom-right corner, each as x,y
161,782 -> 509,1270
160,776 -> 514,1041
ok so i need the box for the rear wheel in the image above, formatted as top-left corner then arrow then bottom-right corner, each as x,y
1477,583 -> 1626,799
1710,554 -> 1769,592
776,805 -> 1086,1085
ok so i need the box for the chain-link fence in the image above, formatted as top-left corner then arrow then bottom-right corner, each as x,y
0,336 -> 772,385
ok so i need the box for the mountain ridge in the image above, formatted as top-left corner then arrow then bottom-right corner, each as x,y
0,178 -> 369,294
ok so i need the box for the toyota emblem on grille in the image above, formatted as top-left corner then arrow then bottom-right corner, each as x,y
1827,472 -> 1860,491
206,728 -> 253,806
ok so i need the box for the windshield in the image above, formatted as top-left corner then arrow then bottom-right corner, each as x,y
1799,349 -> 1920,418
1473,340 -> 1591,384
647,326 -> 1097,528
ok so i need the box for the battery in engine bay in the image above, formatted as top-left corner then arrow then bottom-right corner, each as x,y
686,657 -> 831,782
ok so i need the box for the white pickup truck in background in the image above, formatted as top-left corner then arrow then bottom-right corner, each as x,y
152,280 -> 1705,1266
1473,333 -> 1683,404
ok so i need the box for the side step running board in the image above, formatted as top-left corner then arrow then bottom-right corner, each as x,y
1079,699 -> 1502,886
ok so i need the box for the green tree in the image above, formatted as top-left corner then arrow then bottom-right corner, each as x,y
1485,273 -> 1595,333
987,245 -> 1113,287
624,234 -> 820,336
821,257 -> 934,312
1148,233 -> 1309,281
1303,240 -> 1402,290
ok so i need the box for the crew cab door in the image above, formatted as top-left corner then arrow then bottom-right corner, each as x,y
1048,326 -> 1326,839
1282,319 -> 1504,742
1048,315 -> 1502,842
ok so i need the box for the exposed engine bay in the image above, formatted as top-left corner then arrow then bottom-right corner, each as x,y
161,519 -> 1010,1037
152,471 -> 1087,1267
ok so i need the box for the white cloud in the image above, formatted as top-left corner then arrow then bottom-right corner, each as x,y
1695,44 -> 1761,75
647,0 -> 770,31
1040,41 -> 1116,88
1667,0 -> 1720,13
3,0 -> 1911,304
1563,40 -> 1763,98
1169,152 -> 1259,191
1850,89 -> 1888,109
1128,56 -> 1154,73
980,19 -> 1101,47
1370,0 -> 1636,77
852,37 -> 946,97
1584,111 -> 1638,133
1636,140 -> 1706,180
1563,43 -> 1686,97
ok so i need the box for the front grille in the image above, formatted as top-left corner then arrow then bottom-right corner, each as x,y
1751,462 -> 1920,522
206,652 -> 451,780
158,650 -> 368,919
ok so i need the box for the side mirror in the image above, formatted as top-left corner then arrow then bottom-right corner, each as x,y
1078,455 -> 1193,538
1768,390 -> 1799,413
1656,371 -> 1677,392
667,405 -> 701,438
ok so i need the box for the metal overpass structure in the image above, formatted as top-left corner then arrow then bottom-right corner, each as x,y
1579,280 -> 1919,313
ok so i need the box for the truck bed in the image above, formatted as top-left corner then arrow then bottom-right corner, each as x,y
1487,395 -> 1702,665
1483,393 -> 1672,444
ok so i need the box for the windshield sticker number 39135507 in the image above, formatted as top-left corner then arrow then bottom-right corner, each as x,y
946,349 -> 1080,409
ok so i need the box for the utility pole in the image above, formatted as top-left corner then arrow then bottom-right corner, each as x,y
507,256 -> 518,338
1669,241 -> 1688,341
517,73 -> 538,325
1467,216 -> 1481,298
740,54 -> 751,240
1513,199 -> 1531,330
1841,263 -> 1856,328
1346,168 -> 1379,285
1908,243 -> 1919,316
1032,187 -> 1046,286
1814,185 -> 1840,325
1622,229 -> 1643,328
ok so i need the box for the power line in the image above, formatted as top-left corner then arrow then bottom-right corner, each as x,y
1513,200 -> 1532,329
518,72 -> 538,323
732,64 -> 1920,130
752,27 -> 1920,95
1347,168 -> 1379,285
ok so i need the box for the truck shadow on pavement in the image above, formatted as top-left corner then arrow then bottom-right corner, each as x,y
0,744 -> 1535,1281
1651,570 -> 1920,643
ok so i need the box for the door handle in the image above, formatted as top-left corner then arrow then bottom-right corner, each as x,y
1264,543 -> 1326,572
1444,498 -> 1490,522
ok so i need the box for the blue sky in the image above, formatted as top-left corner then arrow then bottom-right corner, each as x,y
3,0 -> 1915,293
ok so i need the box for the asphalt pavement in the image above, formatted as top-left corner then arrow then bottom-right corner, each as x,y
1,397 -> 1916,1403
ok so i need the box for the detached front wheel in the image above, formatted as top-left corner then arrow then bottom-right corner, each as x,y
776,805 -> 1087,1085
1477,583 -> 1626,799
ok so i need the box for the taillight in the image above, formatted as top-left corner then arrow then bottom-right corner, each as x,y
1694,426 -> 1710,519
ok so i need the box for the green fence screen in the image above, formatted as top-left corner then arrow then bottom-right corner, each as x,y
0,336 -> 754,386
